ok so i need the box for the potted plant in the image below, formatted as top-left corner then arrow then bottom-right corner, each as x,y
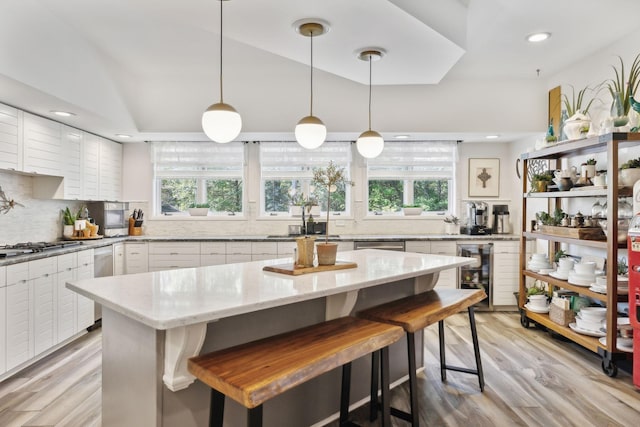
619,157 -> 640,186
531,173 -> 553,192
188,203 -> 210,216
581,158 -> 597,179
312,161 -> 353,265
608,54 -> 640,127
443,215 -> 460,235
61,206 -> 78,238
402,204 -> 423,216
562,84 -> 603,139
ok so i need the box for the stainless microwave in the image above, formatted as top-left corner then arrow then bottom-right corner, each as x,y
87,202 -> 130,237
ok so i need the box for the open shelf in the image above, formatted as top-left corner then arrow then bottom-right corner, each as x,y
524,310 -> 602,353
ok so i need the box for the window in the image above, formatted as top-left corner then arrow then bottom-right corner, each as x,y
260,141 -> 352,216
366,141 -> 457,215
151,141 -> 245,216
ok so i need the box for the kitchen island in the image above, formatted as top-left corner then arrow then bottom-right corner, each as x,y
67,249 -> 474,427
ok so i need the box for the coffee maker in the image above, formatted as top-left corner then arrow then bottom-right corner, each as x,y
492,204 -> 510,234
462,201 -> 491,235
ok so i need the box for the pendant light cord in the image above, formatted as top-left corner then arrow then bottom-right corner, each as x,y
219,0 -> 224,103
368,55 -> 372,130
309,30 -> 314,116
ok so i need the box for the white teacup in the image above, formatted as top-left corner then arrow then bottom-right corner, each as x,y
528,294 -> 548,308
595,276 -> 607,287
574,262 -> 596,275
558,257 -> 575,271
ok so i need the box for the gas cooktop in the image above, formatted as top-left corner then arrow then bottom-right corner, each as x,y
0,241 -> 82,258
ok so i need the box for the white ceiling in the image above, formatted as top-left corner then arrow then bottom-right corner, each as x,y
1,0 -> 640,144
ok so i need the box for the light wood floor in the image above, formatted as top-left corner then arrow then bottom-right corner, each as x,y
0,312 -> 638,426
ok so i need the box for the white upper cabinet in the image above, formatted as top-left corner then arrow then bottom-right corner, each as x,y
61,126 -> 82,199
22,112 -> 62,176
99,138 -> 122,201
82,133 -> 100,200
0,103 -> 22,171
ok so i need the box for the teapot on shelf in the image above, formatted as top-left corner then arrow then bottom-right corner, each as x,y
553,166 -> 578,185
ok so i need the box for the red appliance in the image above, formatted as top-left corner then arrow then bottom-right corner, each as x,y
627,219 -> 640,389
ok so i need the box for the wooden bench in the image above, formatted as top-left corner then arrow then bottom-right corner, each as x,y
358,288 -> 487,426
188,316 -> 404,427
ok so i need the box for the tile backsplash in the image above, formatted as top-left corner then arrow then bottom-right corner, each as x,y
0,171 -> 82,244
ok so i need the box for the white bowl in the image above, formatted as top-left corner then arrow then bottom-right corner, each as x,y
576,316 -> 604,332
595,276 -> 607,287
558,258 -> 575,270
579,307 -> 606,321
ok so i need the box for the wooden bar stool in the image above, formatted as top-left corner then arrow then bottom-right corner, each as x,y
188,316 -> 404,427
358,288 -> 487,426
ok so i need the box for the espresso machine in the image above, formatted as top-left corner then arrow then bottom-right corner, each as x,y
462,201 -> 491,235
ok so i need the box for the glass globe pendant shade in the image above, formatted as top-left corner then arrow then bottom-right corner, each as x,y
356,129 -> 384,158
295,115 -> 327,149
201,102 -> 242,143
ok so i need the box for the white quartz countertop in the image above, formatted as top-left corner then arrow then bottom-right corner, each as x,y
67,249 -> 473,330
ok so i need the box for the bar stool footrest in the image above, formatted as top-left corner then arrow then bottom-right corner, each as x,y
443,365 -> 480,376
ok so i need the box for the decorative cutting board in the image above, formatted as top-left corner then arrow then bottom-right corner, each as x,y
263,261 -> 358,276
538,225 -> 605,240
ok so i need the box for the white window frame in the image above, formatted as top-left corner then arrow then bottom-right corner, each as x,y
151,141 -> 247,217
365,141 -> 457,217
259,141 -> 353,218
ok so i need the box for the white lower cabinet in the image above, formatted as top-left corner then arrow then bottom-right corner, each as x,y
124,242 -> 149,274
492,241 -> 524,306
200,242 -> 226,266
148,242 -> 200,272
57,253 -> 78,343
251,242 -> 278,261
113,243 -> 125,275
76,250 -> 94,332
30,257 -> 57,356
225,242 -> 252,264
0,266 -> 6,375
406,241 -> 457,289
5,262 -> 31,371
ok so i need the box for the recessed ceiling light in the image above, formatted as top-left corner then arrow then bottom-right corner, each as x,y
526,32 -> 551,43
50,110 -> 75,117
485,135 -> 499,139
394,134 -> 410,139
115,134 -> 132,139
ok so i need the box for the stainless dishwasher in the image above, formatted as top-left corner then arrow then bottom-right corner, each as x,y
93,245 -> 114,324
354,240 -> 405,251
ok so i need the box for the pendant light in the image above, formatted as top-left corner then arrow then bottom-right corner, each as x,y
202,0 -> 241,143
295,21 -> 328,149
356,49 -> 384,158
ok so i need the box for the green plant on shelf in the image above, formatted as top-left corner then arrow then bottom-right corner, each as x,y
189,203 -> 210,209
536,208 -> 565,226
526,280 -> 547,296
585,158 -> 597,166
620,158 -> 640,169
617,257 -> 628,276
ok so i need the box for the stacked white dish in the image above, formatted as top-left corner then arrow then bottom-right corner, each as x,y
567,261 -> 598,286
528,253 -> 553,272
588,275 -> 607,294
570,307 -> 607,337
525,294 -> 550,313
549,257 -> 574,280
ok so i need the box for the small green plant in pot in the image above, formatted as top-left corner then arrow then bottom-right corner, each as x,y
531,173 -> 553,192
619,157 -> 640,186
312,161 -> 354,265
188,203 -> 210,216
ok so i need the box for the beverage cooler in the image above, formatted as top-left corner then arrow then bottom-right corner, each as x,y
457,243 -> 493,310
627,219 -> 640,389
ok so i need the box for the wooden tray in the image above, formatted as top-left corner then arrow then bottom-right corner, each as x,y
263,261 -> 358,276
64,234 -> 104,240
538,225 -> 605,241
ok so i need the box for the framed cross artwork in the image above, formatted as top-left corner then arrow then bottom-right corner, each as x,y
468,158 -> 500,197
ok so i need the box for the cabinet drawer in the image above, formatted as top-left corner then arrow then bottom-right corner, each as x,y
434,269 -> 456,289
0,265 -> 6,287
226,242 -> 251,255
336,242 -> 353,252
430,241 -> 456,254
200,254 -> 226,266
493,241 -> 520,254
226,254 -> 252,264
57,253 -> 78,272
125,243 -> 148,257
29,257 -> 57,280
251,242 -> 278,255
149,242 -> 200,255
6,262 -> 29,285
277,241 -> 297,256
148,254 -> 199,270
77,249 -> 94,267
405,241 -> 430,253
201,242 -> 226,255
